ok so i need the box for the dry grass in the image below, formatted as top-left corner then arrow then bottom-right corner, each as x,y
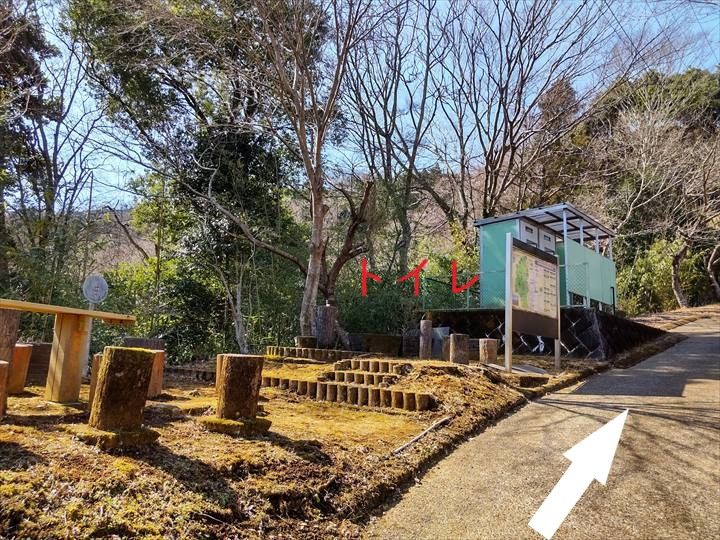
632,303 -> 720,330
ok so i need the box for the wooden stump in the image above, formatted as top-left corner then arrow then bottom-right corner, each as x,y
215,354 -> 264,420
449,334 -> 469,365
89,347 -> 155,431
347,385 -> 358,405
380,388 -> 392,407
315,304 -> 337,348
0,361 -> 8,418
416,393 -> 434,411
88,353 -> 103,408
316,381 -> 327,401
147,350 -> 165,399
358,386 -> 369,406
0,309 -> 20,363
7,344 -> 33,394
337,384 -> 347,402
478,338 -> 498,363
295,336 -> 317,348
419,319 -> 433,359
369,387 -> 381,407
326,382 -> 337,402
391,390 -> 404,408
403,392 -> 416,411
298,380 -> 308,395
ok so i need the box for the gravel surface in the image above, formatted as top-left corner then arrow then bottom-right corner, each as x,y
366,317 -> 720,540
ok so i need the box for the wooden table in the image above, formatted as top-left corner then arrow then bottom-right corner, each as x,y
0,299 -> 135,403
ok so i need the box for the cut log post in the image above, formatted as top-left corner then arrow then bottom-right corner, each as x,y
419,319 -> 433,359
369,387 -> 381,407
215,354 -> 264,420
88,353 -> 103,408
146,350 -> 165,399
358,386 -> 369,406
288,379 -> 298,393
295,336 -> 317,348
297,380 -> 308,395
416,393 -> 434,411
478,339 -> 498,363
380,388 -> 392,407
316,381 -> 327,401
379,360 -> 389,373
442,336 -> 450,361
88,347 -> 155,431
326,382 -> 337,402
347,385 -> 358,405
306,381 -> 317,398
403,392 -> 416,411
315,304 -> 337,348
337,384 -> 348,403
391,390 -> 404,408
7,344 -> 33,394
0,309 -> 20,365
0,361 -> 8,418
449,334 -> 469,365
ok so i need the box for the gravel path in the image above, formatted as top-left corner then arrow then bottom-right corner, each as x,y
366,317 -> 720,540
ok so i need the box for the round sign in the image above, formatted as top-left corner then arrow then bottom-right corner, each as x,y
83,274 -> 108,304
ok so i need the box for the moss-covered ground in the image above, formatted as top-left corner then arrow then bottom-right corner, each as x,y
3,313 -> 702,539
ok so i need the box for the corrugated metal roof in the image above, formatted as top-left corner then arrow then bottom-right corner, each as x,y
474,202 -> 615,241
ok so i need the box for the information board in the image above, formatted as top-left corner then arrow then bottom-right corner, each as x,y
504,233 -> 561,372
511,250 -> 558,319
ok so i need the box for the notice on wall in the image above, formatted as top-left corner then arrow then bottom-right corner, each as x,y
511,250 -> 558,319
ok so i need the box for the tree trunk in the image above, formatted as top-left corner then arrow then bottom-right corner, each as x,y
300,196 -> 326,336
706,245 -> 720,300
671,243 -> 689,308
88,347 -> 155,431
0,309 -> 20,366
397,210 -> 412,275
215,354 -> 263,420
232,282 -> 249,353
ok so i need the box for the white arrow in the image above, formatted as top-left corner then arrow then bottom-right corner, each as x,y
529,409 -> 629,539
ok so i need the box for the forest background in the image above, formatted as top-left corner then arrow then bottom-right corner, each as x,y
1,0 -> 718,362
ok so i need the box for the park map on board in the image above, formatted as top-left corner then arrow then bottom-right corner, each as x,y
511,250 -> 558,319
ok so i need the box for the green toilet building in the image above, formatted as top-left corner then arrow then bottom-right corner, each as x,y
475,203 -> 617,311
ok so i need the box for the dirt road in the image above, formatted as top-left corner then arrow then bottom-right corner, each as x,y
367,317 -> 720,539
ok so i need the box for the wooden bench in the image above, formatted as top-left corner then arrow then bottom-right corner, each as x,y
0,299 -> 135,403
